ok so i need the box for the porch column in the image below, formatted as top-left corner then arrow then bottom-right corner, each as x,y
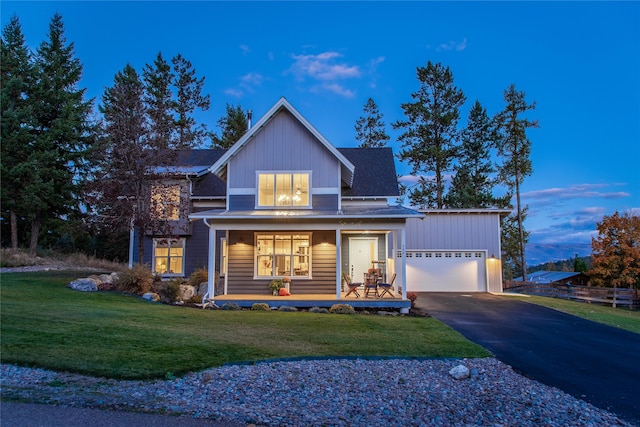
204,219 -> 216,301
335,228 -> 342,299
401,227 -> 407,301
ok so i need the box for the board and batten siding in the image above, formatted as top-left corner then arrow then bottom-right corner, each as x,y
227,110 -> 341,189
226,230 -> 337,295
405,213 -> 501,256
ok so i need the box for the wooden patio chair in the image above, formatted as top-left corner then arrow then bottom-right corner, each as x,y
378,273 -> 396,298
343,273 -> 361,298
364,272 -> 379,298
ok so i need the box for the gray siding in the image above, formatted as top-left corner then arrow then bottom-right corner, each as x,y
228,110 -> 341,189
405,213 -> 501,256
229,194 -> 255,211
226,230 -> 336,295
312,194 -> 338,210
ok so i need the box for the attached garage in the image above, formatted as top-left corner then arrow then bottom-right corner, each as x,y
404,250 -> 487,292
398,210 -> 509,293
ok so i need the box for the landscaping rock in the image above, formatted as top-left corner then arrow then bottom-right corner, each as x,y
179,285 -> 195,301
449,364 -> 470,380
142,292 -> 160,302
68,278 -> 98,292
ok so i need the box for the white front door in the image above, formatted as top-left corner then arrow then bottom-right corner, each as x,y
348,237 -> 378,283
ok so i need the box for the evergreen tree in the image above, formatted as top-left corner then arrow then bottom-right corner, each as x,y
211,103 -> 248,149
501,208 -> 530,280
495,84 -> 538,280
95,64 -> 150,261
355,97 -> 389,148
393,61 -> 466,208
172,54 -> 211,148
28,13 -> 94,255
446,100 -> 508,208
143,52 -> 175,149
1,16 -> 35,251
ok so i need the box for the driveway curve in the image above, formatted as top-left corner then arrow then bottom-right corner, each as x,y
416,292 -> 640,425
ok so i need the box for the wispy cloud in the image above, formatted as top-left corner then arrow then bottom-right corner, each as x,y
287,51 -> 368,98
522,184 -> 630,203
290,52 -> 361,81
434,37 -> 468,52
240,44 -> 251,55
224,72 -> 265,98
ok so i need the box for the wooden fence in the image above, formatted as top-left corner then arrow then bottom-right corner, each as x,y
504,281 -> 639,310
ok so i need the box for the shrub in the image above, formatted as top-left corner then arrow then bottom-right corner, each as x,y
309,306 -> 329,314
188,267 -> 208,287
155,279 -> 182,303
251,303 -> 270,311
220,303 -> 241,311
115,264 -> 153,295
329,304 -> 355,315
278,306 -> 298,312
407,292 -> 418,308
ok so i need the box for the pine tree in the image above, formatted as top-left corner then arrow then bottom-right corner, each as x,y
501,208 -> 530,280
211,103 -> 248,149
355,97 -> 389,148
143,52 -> 175,149
446,100 -> 507,208
172,54 -> 211,148
495,84 -> 538,280
28,13 -> 94,255
1,16 -> 35,251
393,61 -> 466,208
95,64 -> 149,260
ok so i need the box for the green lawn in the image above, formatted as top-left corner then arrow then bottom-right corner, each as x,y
504,294 -> 640,334
0,271 -> 489,379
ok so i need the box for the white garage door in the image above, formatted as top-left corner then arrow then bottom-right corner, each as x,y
404,250 -> 487,292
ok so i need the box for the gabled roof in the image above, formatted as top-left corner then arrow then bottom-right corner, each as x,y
209,97 -> 356,187
339,148 -> 399,198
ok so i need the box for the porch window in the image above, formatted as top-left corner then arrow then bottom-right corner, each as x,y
153,238 -> 185,275
151,184 -> 181,220
257,173 -> 310,208
256,233 -> 310,278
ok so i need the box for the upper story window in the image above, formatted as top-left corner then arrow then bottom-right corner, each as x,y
151,184 -> 181,220
257,172 -> 310,208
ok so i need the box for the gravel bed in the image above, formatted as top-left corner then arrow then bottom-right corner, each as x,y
1,358 -> 632,426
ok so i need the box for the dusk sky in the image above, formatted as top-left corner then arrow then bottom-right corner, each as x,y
3,1 -> 639,261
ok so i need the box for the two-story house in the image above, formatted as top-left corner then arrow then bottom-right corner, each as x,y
131,97 -> 506,311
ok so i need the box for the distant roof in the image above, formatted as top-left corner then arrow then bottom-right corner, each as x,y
339,148 -> 399,198
514,270 -> 587,283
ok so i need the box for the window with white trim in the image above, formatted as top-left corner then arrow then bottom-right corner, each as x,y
256,234 -> 310,278
153,238 -> 185,275
257,173 -> 310,208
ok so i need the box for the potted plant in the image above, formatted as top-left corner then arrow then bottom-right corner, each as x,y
282,276 -> 291,292
269,279 -> 283,295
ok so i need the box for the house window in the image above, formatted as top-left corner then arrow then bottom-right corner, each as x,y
255,234 -> 310,278
153,238 -> 185,275
151,185 -> 181,220
257,173 -> 310,208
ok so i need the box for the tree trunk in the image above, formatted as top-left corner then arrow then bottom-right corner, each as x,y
515,172 -> 527,280
29,215 -> 41,257
10,210 -> 18,251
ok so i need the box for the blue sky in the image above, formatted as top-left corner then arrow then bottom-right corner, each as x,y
3,1 -> 639,260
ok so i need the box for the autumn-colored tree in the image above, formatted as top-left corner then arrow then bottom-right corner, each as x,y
589,211 -> 640,292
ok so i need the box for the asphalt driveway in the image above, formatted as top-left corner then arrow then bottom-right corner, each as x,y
416,292 -> 640,425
